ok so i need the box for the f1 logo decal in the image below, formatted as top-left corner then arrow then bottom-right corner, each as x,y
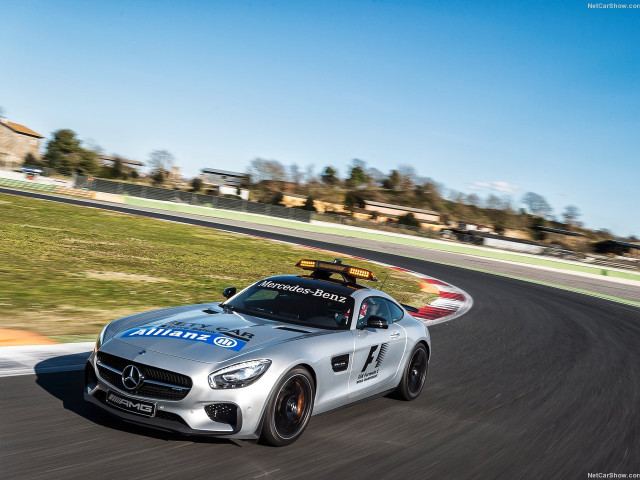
361,343 -> 389,372
362,345 -> 379,372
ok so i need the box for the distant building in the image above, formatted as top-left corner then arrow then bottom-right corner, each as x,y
200,168 -> 248,188
98,155 -> 143,173
458,221 -> 492,233
594,240 -> 640,259
0,117 -> 44,169
364,200 -> 440,225
536,226 -> 587,251
200,168 -> 249,200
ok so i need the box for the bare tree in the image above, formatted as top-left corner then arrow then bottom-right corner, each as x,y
562,205 -> 581,226
522,191 -> 553,218
485,194 -> 502,210
466,193 -> 481,207
288,163 -> 302,185
247,158 -> 286,183
148,149 -> 175,173
366,167 -> 384,187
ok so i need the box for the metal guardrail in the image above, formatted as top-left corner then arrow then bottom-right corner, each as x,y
74,177 -> 312,223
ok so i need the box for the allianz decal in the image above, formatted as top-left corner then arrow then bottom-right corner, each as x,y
121,327 -> 246,351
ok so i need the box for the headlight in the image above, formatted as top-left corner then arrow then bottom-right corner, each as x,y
208,359 -> 272,389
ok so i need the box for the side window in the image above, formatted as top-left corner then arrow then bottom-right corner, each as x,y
386,300 -> 404,322
357,296 -> 392,328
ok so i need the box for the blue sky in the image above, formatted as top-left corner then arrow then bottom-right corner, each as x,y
2,1 -> 638,236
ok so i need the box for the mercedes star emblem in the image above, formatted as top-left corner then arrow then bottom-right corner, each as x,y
121,365 -> 144,390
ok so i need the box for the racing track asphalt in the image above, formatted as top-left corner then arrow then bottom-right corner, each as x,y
1,188 -> 640,480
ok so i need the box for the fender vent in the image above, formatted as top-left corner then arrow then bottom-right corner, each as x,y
331,354 -> 350,372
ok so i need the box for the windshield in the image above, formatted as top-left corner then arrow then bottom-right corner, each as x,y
224,279 -> 354,330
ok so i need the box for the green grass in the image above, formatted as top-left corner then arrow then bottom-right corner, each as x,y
124,197 -> 640,283
0,193 -> 436,340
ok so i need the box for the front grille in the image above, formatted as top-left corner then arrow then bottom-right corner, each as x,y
204,403 -> 238,426
97,352 -> 192,401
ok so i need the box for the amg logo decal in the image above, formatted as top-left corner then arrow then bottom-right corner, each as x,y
121,327 -> 246,351
107,393 -> 154,414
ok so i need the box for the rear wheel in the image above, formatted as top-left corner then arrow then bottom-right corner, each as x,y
260,367 -> 315,446
395,344 -> 428,400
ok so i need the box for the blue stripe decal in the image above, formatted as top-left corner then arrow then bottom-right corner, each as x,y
121,327 -> 247,351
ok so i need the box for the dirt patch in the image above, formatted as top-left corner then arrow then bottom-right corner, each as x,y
85,271 -> 168,283
0,328 -> 58,346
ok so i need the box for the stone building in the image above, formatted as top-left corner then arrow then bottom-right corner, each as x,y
0,117 -> 44,169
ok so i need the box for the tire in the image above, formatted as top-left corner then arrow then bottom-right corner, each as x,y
259,367 -> 315,447
395,343 -> 428,401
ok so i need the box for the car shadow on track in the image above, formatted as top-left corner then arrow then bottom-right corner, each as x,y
34,354 -> 240,446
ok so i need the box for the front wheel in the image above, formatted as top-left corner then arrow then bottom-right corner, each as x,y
260,367 -> 315,446
395,344 -> 428,400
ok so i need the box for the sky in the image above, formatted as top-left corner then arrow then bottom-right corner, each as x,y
1,0 -> 638,236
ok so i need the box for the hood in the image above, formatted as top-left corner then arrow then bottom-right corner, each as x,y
109,305 -> 327,364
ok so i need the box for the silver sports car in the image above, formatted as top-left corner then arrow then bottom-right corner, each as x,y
84,259 -> 431,446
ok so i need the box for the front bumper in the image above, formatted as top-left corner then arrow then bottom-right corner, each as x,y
83,342 -> 273,439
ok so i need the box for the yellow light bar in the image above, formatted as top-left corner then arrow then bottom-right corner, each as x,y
347,266 -> 378,281
297,259 -> 317,269
295,259 -> 377,282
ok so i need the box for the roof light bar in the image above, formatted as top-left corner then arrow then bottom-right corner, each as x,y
295,259 -> 377,282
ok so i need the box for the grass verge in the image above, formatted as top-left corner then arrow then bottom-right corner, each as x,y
0,193 -> 437,340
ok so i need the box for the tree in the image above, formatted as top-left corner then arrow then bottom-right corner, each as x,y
366,167 -> 385,187
151,170 -> 165,185
42,129 -> 99,175
23,152 -> 42,168
347,160 -> 368,188
466,193 -> 481,207
529,216 -> 547,241
43,129 -> 81,171
191,177 -> 203,192
522,192 -> 553,218
302,196 -> 317,212
344,191 -> 364,213
398,213 -> 420,228
288,163 -> 303,185
382,170 -> 401,191
485,194 -> 502,210
77,149 -> 99,175
562,205 -> 581,226
271,192 -> 284,205
148,149 -> 175,174
397,165 -> 416,191
111,156 -> 123,179
321,166 -> 338,185
247,158 -> 286,183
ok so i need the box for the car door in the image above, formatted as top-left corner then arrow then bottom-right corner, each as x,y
349,296 -> 407,397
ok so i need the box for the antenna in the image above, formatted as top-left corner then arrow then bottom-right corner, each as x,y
379,273 -> 389,291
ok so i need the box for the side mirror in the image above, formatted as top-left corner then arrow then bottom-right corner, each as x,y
222,286 -> 237,299
366,315 -> 389,329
